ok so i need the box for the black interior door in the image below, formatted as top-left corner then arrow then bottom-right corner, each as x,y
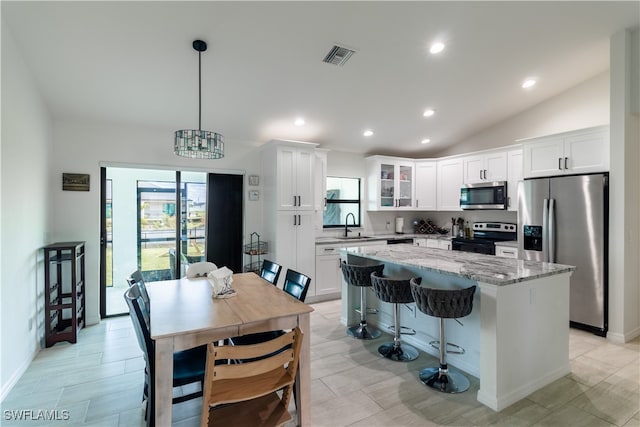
206,173 -> 243,272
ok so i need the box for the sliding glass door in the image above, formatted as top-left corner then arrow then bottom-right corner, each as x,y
100,167 -> 206,317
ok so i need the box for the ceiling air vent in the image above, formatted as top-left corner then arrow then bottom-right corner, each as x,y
322,45 -> 356,66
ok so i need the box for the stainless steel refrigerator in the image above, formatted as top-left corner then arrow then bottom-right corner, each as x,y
517,173 -> 608,336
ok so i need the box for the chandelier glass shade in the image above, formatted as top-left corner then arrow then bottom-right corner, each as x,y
174,129 -> 224,159
174,40 -> 224,159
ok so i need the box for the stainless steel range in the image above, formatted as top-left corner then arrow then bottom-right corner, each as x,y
451,222 -> 516,255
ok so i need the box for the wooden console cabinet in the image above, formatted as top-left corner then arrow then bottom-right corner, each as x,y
43,241 -> 85,347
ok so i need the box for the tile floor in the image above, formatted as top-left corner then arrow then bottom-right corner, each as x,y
2,299 -> 639,426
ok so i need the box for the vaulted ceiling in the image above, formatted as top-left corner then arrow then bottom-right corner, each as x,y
2,1 -> 638,156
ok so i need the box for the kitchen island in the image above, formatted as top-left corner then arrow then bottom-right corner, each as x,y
340,244 -> 575,412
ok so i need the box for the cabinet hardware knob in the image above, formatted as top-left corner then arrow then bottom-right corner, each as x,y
558,158 -> 563,170
564,157 -> 568,170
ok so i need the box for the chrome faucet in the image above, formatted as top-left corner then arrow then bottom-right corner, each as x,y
344,213 -> 356,237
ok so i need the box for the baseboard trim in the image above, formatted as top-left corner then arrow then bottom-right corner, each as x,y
607,325 -> 640,344
0,348 -> 37,402
477,363 -> 570,412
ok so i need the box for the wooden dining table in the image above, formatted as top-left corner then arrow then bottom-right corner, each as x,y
147,272 -> 314,426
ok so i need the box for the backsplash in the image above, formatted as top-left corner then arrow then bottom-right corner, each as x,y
365,210 -> 517,235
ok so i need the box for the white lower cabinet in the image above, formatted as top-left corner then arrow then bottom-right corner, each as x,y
495,246 -> 518,259
313,240 -> 384,302
414,238 -> 451,250
314,246 -> 343,299
438,240 -> 452,250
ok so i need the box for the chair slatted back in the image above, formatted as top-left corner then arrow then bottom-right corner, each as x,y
124,285 -> 154,370
201,327 -> 303,426
260,260 -> 282,285
283,269 -> 311,302
127,270 -> 150,322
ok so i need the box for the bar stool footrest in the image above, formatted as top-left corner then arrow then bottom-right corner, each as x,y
428,340 -> 465,355
389,325 -> 416,336
354,307 -> 379,316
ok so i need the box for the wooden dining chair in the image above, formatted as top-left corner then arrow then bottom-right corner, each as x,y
200,327 -> 303,427
260,259 -> 282,285
186,261 -> 218,278
124,285 -> 206,426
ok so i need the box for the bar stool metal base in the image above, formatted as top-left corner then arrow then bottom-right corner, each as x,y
347,322 -> 382,340
419,365 -> 470,393
378,342 -> 419,362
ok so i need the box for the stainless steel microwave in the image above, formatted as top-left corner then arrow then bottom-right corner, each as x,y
460,181 -> 507,210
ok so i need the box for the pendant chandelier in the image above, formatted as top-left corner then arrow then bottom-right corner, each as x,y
174,40 -> 224,159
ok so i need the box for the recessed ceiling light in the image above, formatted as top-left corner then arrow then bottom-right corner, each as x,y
423,109 -> 435,117
363,130 -> 374,137
522,79 -> 537,89
294,117 -> 305,126
430,42 -> 445,54
421,139 -> 431,144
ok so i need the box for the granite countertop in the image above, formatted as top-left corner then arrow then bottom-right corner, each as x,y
342,243 -> 575,286
316,233 -> 451,245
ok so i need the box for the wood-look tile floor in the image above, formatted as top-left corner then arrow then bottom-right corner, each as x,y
2,299 -> 638,426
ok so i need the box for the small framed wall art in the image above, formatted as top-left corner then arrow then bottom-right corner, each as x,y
62,173 -> 90,191
248,190 -> 260,201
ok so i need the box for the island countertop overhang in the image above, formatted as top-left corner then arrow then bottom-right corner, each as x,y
341,243 -> 575,286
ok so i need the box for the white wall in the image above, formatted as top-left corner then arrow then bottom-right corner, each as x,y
1,22 -> 53,399
51,120 -> 264,326
435,72 -> 610,157
609,28 -> 640,343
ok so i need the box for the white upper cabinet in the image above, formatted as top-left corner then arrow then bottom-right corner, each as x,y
366,156 -> 415,210
463,150 -> 508,184
275,145 -> 315,210
522,125 -> 609,178
437,157 -> 463,211
507,148 -> 523,211
414,160 -> 437,210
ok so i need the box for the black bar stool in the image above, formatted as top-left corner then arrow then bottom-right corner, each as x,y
410,277 -> 476,393
341,262 -> 384,339
370,272 -> 419,362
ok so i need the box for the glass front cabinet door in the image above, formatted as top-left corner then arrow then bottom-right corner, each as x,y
367,156 -> 415,210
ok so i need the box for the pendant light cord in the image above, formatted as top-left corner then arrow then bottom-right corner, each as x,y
198,50 -> 202,132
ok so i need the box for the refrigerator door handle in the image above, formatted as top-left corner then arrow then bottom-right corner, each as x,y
543,198 -> 549,262
548,198 -> 556,263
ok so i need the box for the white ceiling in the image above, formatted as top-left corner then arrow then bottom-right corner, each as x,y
2,1 -> 638,157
